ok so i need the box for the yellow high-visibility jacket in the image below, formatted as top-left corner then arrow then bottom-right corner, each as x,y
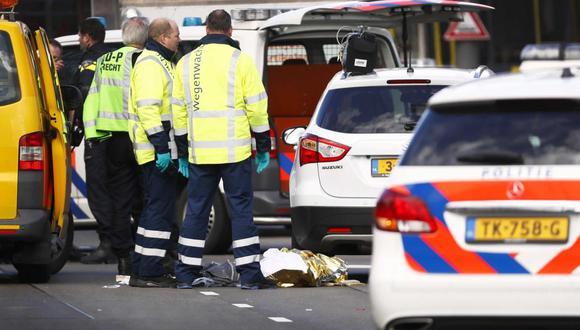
172,42 -> 269,164
83,46 -> 142,140
128,49 -> 177,165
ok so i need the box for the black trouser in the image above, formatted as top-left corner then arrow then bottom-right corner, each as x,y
84,132 -> 143,257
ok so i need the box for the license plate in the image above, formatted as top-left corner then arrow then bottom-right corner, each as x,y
371,158 -> 397,177
465,217 -> 569,243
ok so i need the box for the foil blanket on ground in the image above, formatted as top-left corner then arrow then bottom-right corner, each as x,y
259,248 -> 348,287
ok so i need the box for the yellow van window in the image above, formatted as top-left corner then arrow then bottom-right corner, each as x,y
0,31 -> 19,105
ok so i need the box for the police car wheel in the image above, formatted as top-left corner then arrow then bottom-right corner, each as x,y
203,194 -> 232,254
176,188 -> 232,254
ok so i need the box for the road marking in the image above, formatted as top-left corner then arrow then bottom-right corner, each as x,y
232,303 -> 253,308
200,291 -> 219,296
269,317 -> 292,323
347,264 -> 371,269
63,301 -> 96,320
31,284 -> 95,320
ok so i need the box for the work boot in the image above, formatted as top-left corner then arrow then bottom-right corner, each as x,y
129,274 -> 176,288
116,257 -> 132,283
80,241 -> 116,264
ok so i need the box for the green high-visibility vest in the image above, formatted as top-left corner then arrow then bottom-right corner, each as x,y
83,46 -> 142,140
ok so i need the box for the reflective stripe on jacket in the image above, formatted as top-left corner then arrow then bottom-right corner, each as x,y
83,46 -> 142,140
172,43 -> 269,164
128,49 -> 177,165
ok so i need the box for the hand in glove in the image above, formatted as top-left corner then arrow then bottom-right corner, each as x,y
255,152 -> 270,174
178,157 -> 189,178
155,152 -> 172,172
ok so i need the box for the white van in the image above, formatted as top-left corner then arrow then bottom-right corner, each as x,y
56,2 -> 486,253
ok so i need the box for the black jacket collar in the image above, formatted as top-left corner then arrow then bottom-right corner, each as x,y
145,39 -> 175,62
199,34 -> 240,50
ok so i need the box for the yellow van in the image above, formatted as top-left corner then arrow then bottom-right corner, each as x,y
0,11 -> 78,282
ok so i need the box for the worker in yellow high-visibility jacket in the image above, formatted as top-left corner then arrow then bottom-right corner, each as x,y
172,10 -> 274,290
82,17 -> 149,279
127,18 -> 181,288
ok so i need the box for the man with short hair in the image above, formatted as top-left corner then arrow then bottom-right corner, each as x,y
128,18 -> 182,288
172,9 -> 274,290
82,17 -> 149,279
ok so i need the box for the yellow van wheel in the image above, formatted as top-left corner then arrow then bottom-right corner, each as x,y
48,211 -> 74,274
14,263 -> 50,283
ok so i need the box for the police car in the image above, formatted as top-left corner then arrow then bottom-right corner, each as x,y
370,68 -> 580,329
520,43 -> 580,72
283,65 -> 492,254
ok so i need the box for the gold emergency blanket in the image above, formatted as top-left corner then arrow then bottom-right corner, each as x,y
262,248 -> 348,287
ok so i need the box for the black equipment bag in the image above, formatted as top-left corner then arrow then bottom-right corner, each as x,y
343,33 -> 377,75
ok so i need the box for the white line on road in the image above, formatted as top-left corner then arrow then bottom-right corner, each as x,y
63,302 -> 96,320
233,303 -> 253,308
347,265 -> 371,269
269,317 -> 293,323
32,284 -> 95,320
200,291 -> 219,296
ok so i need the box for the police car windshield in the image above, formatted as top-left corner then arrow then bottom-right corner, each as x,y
401,99 -> 580,166
0,31 -> 19,105
316,85 -> 445,134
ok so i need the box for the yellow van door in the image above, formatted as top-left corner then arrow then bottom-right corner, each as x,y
34,29 -> 70,230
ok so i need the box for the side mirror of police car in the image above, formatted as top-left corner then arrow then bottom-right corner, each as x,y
282,126 -> 306,147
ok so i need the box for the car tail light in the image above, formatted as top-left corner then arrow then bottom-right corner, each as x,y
374,189 -> 437,233
251,128 -> 277,159
299,133 -> 350,166
19,132 -> 44,171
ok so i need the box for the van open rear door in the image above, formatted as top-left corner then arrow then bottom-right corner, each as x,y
260,0 -> 493,30
34,29 -> 71,233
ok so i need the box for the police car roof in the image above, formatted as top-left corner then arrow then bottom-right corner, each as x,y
429,68 -> 580,106
327,67 -> 482,89
55,22 -> 263,47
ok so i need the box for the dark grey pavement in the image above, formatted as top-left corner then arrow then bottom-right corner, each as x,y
0,226 -> 373,330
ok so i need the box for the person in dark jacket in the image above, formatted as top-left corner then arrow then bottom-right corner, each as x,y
71,17 -> 116,264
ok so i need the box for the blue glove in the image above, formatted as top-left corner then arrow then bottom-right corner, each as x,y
255,152 -> 270,174
178,157 -> 189,178
155,152 -> 172,173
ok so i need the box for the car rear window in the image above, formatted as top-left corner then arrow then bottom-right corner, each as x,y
316,85 -> 446,133
0,31 -> 19,105
401,99 -> 580,165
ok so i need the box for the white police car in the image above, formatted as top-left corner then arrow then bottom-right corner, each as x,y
370,68 -> 580,330
520,43 -> 580,72
283,65 -> 492,254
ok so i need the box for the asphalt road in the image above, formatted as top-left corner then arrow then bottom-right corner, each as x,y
0,226 -> 374,330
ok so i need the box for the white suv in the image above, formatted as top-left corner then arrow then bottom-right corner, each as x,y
284,66 -> 492,254
370,68 -> 580,330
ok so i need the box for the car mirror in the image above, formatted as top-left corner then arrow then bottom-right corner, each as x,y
282,126 -> 306,146
60,85 -> 83,112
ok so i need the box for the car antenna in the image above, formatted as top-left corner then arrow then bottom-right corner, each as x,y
402,11 -> 414,73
